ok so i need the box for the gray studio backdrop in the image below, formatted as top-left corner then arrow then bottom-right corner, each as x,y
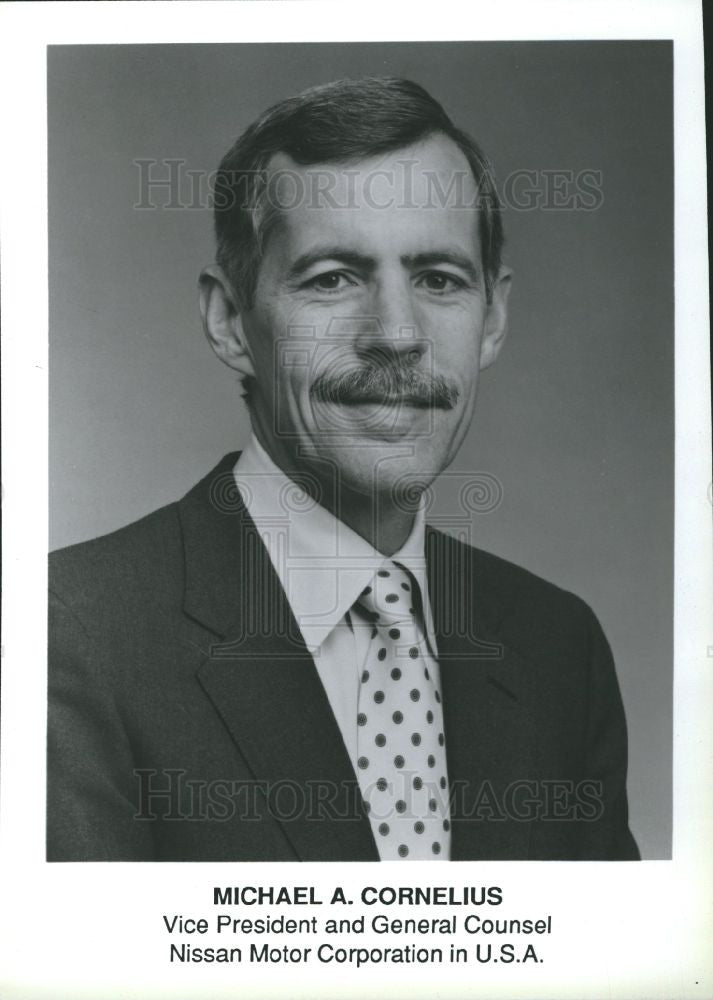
48,42 -> 673,859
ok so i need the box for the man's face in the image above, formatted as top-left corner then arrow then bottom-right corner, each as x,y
236,133 -> 509,499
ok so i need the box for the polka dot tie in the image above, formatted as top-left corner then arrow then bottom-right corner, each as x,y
355,561 -> 451,860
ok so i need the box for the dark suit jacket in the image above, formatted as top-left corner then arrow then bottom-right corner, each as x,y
47,452 -> 639,861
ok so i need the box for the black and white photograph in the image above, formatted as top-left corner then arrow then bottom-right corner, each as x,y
47,41 -> 669,864
0,3 -> 710,999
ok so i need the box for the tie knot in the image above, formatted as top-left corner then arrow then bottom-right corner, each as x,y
357,561 -> 417,626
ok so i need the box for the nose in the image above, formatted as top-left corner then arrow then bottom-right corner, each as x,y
354,271 -> 427,369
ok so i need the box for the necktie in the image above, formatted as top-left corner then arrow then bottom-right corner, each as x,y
354,561 -> 451,859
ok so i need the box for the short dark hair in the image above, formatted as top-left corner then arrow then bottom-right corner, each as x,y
213,76 -> 504,307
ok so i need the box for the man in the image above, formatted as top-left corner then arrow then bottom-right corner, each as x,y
48,77 -> 639,861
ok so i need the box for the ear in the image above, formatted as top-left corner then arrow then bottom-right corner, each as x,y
479,265 -> 513,371
198,264 -> 255,378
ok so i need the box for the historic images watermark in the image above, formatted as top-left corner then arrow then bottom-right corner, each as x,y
133,159 -> 604,213
134,769 -> 605,824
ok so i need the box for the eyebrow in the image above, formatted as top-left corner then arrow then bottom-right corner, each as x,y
287,247 -> 377,280
287,246 -> 481,284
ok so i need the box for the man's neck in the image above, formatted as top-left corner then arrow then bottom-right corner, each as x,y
251,430 -> 416,556
330,486 -> 415,556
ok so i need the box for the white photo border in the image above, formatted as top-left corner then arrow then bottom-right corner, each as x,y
0,2 -> 710,998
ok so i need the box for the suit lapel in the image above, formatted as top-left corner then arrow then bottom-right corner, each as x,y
178,454 -> 377,862
176,456 -> 535,862
426,528 -> 535,860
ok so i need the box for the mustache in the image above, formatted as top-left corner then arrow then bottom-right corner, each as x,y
310,365 -> 459,410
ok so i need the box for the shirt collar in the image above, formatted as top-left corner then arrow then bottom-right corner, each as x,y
233,435 -> 432,652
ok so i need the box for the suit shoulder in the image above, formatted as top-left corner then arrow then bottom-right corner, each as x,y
476,543 -> 590,613
426,527 -> 595,634
49,501 -> 183,607
48,452 -> 241,623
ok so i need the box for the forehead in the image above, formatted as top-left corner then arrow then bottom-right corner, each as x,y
262,134 -> 482,262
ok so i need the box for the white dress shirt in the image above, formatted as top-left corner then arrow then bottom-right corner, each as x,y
233,435 -> 442,774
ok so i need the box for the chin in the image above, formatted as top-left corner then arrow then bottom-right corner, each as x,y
343,443 -> 445,499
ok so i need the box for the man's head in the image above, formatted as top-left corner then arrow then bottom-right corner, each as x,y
200,77 -> 511,510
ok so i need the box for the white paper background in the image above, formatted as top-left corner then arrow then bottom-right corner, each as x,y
1,2 -> 711,998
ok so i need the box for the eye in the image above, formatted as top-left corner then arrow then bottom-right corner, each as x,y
304,270 -> 356,293
417,271 -> 465,294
